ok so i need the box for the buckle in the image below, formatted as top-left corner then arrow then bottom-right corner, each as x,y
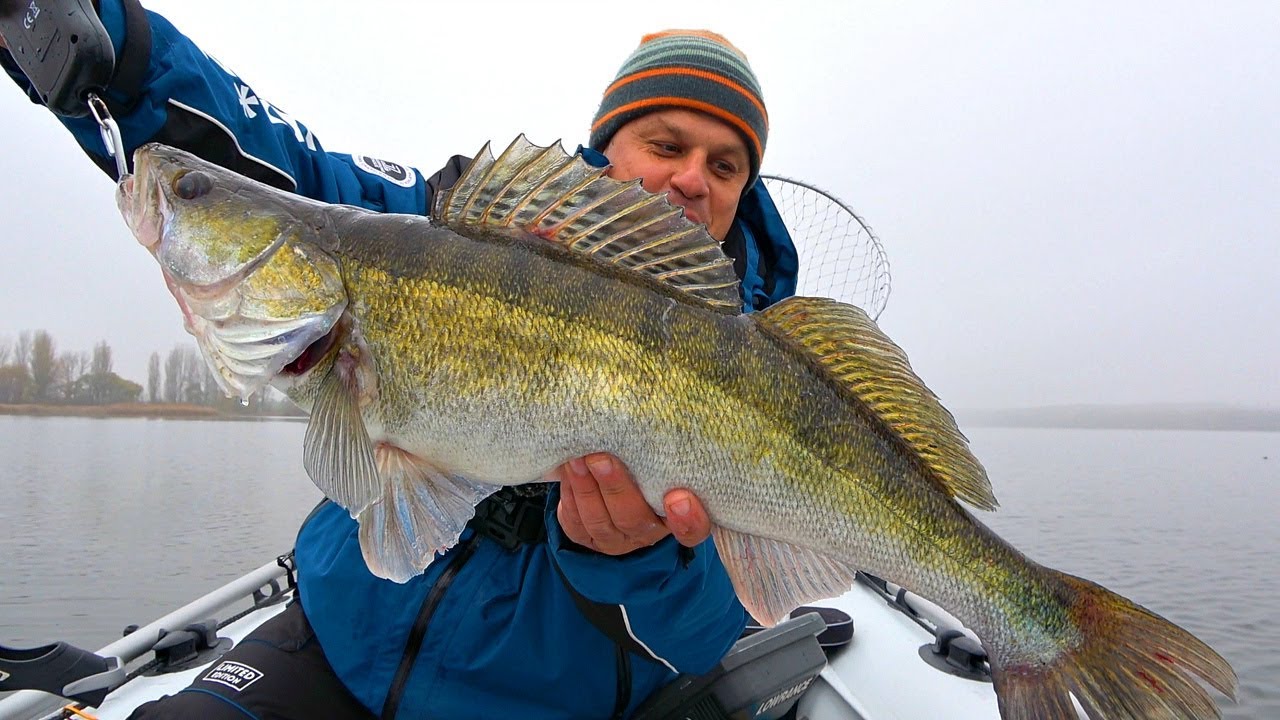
468,486 -> 548,550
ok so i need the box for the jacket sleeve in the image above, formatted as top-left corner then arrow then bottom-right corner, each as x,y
543,485 -> 748,675
2,0 -> 429,214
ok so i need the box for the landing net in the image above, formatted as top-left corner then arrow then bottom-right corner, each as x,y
761,175 -> 891,320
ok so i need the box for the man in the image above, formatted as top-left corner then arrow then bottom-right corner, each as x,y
2,5 -> 798,718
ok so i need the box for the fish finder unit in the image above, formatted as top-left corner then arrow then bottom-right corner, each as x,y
632,611 -> 830,720
0,0 -> 114,117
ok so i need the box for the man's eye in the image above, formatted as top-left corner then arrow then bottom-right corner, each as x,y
713,161 -> 738,177
654,142 -> 680,155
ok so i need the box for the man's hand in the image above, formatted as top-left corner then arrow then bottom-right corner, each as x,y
551,453 -> 712,555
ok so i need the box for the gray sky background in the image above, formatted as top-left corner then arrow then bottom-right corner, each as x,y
1,0 -> 1275,410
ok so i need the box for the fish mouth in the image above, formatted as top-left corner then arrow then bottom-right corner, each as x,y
116,166 -> 165,251
281,319 -> 345,377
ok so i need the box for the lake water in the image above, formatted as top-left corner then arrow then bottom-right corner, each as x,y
1,416 -> 1276,718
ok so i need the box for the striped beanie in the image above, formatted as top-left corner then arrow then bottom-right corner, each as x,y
589,30 -> 769,187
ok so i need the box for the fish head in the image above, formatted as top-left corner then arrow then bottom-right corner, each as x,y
117,143 -> 348,400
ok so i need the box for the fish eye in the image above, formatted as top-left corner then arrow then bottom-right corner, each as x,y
173,170 -> 214,200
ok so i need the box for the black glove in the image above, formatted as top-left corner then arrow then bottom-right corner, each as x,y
0,0 -> 114,117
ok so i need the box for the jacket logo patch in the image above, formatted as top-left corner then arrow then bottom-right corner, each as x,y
354,155 -> 417,188
201,661 -> 264,692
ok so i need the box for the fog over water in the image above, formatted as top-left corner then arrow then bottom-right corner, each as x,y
0,1 -> 1275,411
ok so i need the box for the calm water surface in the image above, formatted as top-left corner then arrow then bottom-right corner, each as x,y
1,417 -> 1276,717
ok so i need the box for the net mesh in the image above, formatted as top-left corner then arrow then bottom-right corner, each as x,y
761,175 -> 892,320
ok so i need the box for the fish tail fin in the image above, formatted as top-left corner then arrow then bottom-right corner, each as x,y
993,573 -> 1237,720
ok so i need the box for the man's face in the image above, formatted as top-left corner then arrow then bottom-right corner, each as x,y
602,109 -> 751,242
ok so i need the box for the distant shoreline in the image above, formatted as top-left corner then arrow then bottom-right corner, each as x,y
957,405 -> 1280,433
0,403 -> 304,421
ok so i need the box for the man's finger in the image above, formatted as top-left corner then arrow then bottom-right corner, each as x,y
585,453 -> 664,539
564,456 -> 627,547
555,470 -> 593,547
663,488 -> 713,547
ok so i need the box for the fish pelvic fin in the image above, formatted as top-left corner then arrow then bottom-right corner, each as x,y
712,526 -> 859,627
302,363 -> 381,516
755,296 -> 998,511
433,135 -> 742,312
356,445 -> 503,583
993,573 -> 1237,720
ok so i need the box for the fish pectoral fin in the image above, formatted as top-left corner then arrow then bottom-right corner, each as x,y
356,445 -> 503,583
303,367 -> 381,515
712,527 -> 859,627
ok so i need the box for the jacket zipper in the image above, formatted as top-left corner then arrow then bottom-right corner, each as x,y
380,534 -> 481,719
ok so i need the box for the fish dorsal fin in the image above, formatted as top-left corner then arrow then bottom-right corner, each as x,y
756,296 -> 998,510
434,135 -> 742,312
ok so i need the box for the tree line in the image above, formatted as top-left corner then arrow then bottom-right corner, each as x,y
0,330 -> 300,414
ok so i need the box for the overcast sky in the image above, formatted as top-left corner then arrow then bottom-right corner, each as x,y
1,0 -> 1275,410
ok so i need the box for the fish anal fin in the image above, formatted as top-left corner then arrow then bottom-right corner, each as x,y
435,135 -> 742,312
303,365 -> 380,515
712,527 -> 859,627
755,296 -> 998,511
356,444 -> 503,583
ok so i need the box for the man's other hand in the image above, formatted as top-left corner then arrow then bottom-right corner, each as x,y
551,453 -> 712,555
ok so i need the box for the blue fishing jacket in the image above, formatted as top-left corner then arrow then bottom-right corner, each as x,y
4,2 -> 800,717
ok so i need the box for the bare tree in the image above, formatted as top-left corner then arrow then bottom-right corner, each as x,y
91,341 -> 113,376
163,346 -> 183,402
0,336 -> 11,366
29,330 -> 57,401
180,346 -> 204,403
54,351 -> 78,400
147,352 -> 161,403
200,361 -> 224,405
15,330 -> 32,368
0,364 -> 30,403
73,351 -> 91,381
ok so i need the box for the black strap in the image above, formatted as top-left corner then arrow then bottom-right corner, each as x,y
554,560 -> 706,719
467,485 -> 549,550
612,644 -> 632,720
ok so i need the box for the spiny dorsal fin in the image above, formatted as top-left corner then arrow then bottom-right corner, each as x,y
433,135 -> 742,312
756,296 -> 998,510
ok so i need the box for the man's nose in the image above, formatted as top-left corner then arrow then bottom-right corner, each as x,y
668,155 -> 710,200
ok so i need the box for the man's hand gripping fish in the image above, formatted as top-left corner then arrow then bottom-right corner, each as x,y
116,138 -> 1236,720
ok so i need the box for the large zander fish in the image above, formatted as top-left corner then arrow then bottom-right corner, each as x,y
116,138 -> 1235,719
